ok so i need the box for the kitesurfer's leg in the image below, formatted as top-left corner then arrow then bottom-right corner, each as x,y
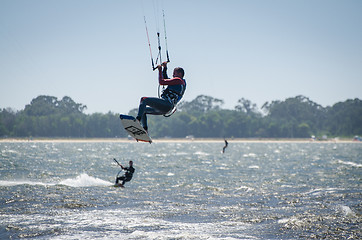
122,177 -> 132,186
116,176 -> 125,184
137,97 -> 173,129
140,113 -> 148,131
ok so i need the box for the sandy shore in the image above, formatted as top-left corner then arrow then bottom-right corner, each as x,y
0,137 -> 356,143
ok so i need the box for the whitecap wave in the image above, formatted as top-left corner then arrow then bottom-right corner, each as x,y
248,165 -> 260,169
243,153 -> 257,158
305,187 -> 340,196
194,151 -> 209,156
336,205 -> 356,217
337,159 -> 362,168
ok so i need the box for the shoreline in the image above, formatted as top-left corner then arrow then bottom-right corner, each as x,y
0,137 -> 357,143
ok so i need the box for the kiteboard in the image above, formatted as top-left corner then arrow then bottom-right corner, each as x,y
120,114 -> 152,143
114,183 -> 124,188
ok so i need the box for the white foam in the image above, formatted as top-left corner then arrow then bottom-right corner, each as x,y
337,159 -> 362,168
0,180 -> 55,187
235,185 -> 254,192
248,165 -> 260,169
305,187 -> 340,196
278,216 -> 304,227
59,173 -> 112,187
0,174 -> 112,188
243,153 -> 257,158
278,218 -> 290,224
337,205 -> 356,217
1,149 -> 18,154
194,151 -> 209,156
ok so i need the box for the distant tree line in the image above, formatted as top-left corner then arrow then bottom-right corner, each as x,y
0,95 -> 361,139
0,96 -> 121,138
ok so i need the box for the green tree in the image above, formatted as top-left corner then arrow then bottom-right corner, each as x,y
178,95 -> 224,113
327,98 -> 362,136
262,95 -> 325,137
24,95 -> 59,116
58,96 -> 87,114
0,108 -> 17,136
235,98 -> 259,116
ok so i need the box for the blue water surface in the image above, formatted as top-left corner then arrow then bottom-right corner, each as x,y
0,140 -> 361,239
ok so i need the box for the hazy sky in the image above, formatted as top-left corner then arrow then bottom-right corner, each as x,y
1,0 -> 361,114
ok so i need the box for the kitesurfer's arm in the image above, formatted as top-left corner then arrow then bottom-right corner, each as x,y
162,62 -> 169,79
159,77 -> 185,86
157,62 -> 185,86
157,64 -> 163,83
157,62 -> 169,83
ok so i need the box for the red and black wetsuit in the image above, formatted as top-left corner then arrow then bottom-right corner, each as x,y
136,67 -> 186,131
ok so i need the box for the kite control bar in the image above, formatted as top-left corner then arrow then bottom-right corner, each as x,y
113,158 -> 122,167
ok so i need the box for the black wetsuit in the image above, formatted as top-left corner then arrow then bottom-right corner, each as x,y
222,139 -> 228,153
116,166 -> 135,185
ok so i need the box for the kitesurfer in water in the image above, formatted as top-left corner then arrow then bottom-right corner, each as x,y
115,160 -> 135,187
222,139 -> 228,153
136,62 -> 186,131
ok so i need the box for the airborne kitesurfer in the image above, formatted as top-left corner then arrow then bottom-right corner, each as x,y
136,61 -> 186,132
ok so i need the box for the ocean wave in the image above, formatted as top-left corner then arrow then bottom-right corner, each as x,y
304,187 -> 341,196
336,159 -> 362,168
336,205 -> 357,217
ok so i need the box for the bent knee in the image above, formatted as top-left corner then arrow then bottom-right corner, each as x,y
140,97 -> 148,103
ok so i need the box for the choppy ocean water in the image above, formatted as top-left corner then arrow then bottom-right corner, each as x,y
0,140 -> 361,239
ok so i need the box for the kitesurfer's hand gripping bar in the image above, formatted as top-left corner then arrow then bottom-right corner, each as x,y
153,60 -> 170,71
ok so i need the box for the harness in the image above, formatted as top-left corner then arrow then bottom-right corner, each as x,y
117,167 -> 134,180
161,79 -> 186,117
